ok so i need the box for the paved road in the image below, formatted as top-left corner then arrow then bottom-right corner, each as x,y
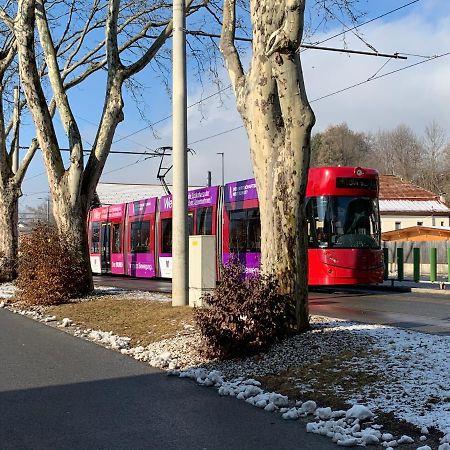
94,275 -> 450,335
310,289 -> 450,335
94,275 -> 172,293
0,309 -> 338,450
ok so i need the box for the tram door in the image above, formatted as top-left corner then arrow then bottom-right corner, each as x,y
101,223 -> 112,273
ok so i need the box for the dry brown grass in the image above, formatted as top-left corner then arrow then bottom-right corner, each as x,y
260,350 -> 383,411
48,296 -> 193,346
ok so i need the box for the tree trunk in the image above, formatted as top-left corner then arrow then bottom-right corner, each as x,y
0,187 -> 19,281
52,192 -> 93,294
221,0 -> 315,331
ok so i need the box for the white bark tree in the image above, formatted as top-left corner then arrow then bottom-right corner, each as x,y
220,0 -> 315,330
0,1 -> 113,280
0,0 -> 201,292
0,27 -> 38,280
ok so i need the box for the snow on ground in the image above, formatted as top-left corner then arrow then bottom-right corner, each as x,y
0,282 -> 171,303
0,282 -> 15,300
2,288 -> 449,448
92,286 -> 171,302
323,321 -> 450,434
122,318 -> 450,438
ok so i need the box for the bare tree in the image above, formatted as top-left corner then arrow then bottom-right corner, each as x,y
1,0 -> 203,293
417,120 -> 447,193
311,123 -> 370,167
21,200 -> 55,227
0,12 -> 39,280
369,125 -> 423,181
220,0 -> 317,331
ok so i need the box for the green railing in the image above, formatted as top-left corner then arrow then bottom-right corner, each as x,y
384,245 -> 450,283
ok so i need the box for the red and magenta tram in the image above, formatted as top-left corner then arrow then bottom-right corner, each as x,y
88,166 -> 384,285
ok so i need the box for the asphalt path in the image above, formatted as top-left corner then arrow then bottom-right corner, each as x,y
94,275 -> 450,335
0,308 -> 339,450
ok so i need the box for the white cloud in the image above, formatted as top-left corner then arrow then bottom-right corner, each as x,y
302,11 -> 450,134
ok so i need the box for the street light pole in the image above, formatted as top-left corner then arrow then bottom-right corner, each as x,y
172,0 -> 188,306
13,86 -> 20,235
13,86 -> 19,173
217,152 -> 224,186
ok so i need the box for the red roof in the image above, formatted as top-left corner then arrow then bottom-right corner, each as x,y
379,175 -> 439,200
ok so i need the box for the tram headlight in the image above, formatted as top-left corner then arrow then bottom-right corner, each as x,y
355,167 -> 365,177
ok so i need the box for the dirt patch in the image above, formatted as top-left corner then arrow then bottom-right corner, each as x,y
48,296 -> 194,346
260,350 -> 384,411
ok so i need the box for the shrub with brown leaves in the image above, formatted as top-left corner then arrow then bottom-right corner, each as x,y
17,223 -> 89,305
193,258 -> 294,359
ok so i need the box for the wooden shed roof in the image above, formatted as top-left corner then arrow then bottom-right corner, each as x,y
381,225 -> 450,242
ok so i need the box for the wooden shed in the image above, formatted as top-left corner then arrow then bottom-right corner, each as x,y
382,225 -> 450,242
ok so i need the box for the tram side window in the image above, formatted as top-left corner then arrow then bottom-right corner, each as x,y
196,207 -> 213,235
306,198 -> 328,248
229,208 -> 261,253
188,213 -> 194,236
229,210 -> 247,252
131,221 -> 150,253
112,223 -> 122,253
247,208 -> 261,252
161,218 -> 172,253
90,222 -> 100,253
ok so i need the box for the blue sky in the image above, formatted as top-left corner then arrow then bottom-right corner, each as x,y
20,0 -> 450,209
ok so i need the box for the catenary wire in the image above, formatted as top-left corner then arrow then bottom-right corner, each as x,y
301,0 -> 421,51
23,1 -> 424,183
183,51 -> 450,146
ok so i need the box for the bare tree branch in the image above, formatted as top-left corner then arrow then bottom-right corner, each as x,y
15,0 -> 65,181
13,138 -> 39,186
220,0 -> 246,105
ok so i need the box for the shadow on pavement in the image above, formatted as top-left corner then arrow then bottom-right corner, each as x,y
0,373 -> 339,450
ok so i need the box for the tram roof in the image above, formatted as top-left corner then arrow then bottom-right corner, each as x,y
96,182 -> 203,205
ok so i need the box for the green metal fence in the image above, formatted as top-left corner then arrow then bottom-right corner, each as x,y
383,241 -> 450,282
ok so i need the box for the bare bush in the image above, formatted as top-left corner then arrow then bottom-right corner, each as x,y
193,259 -> 295,359
17,223 -> 88,305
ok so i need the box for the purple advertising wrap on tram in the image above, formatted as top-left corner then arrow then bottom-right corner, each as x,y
127,197 -> 157,278
224,179 -> 261,275
158,187 -> 219,277
159,186 -> 219,213
128,197 -> 157,217
223,252 -> 261,275
90,203 -> 125,223
224,178 -> 258,203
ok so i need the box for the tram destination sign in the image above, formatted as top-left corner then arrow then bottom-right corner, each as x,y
336,177 -> 377,190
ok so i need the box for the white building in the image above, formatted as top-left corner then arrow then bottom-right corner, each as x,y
379,175 -> 450,232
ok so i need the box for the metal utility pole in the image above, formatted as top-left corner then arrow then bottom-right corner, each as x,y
38,196 -> 51,223
217,152 -> 224,186
172,0 -> 188,306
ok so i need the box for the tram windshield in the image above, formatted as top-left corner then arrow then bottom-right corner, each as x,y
306,196 -> 380,249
